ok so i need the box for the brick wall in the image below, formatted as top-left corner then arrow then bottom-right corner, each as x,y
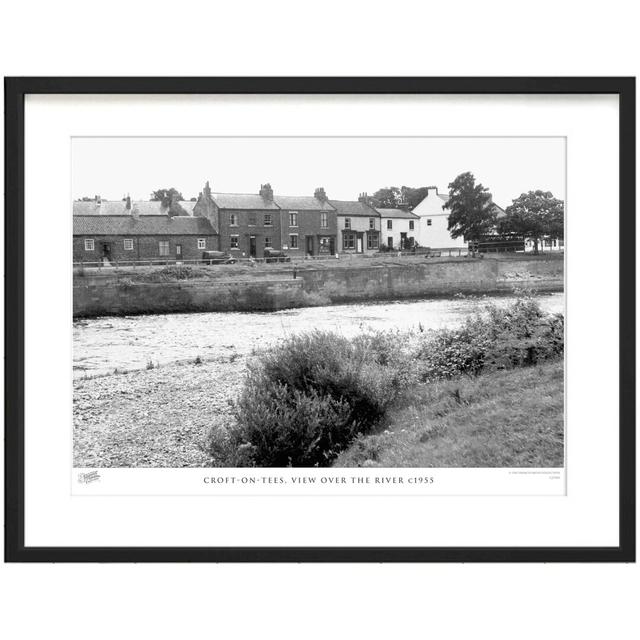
217,207 -> 282,258
73,234 -> 219,263
279,209 -> 338,256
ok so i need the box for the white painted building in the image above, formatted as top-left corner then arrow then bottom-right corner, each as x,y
330,197 -> 381,254
375,208 -> 420,250
411,186 -> 466,249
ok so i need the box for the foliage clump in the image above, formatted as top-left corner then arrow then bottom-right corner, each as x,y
208,331 -> 407,467
207,297 -> 564,468
416,296 -> 564,381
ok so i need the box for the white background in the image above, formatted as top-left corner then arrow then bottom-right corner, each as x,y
1,1 -> 638,639
25,94 -> 603,548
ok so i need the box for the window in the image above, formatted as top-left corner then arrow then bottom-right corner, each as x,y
387,220 -> 393,230
158,241 -> 170,256
264,214 -> 272,226
84,239 -> 95,251
230,235 -> 239,249
427,219 -> 432,226
344,217 -> 351,229
197,238 -> 206,250
289,212 -> 298,227
289,234 -> 298,249
321,212 -> 328,228
343,232 -> 355,250
367,233 -> 379,250
123,239 -> 134,251
230,213 -> 238,226
264,237 -> 272,248
369,217 -> 375,229
248,212 -> 256,226
409,221 -> 415,230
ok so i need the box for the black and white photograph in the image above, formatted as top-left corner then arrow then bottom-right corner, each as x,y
72,136 -> 565,474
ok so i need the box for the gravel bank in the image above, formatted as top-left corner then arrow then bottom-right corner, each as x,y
73,358 -> 246,467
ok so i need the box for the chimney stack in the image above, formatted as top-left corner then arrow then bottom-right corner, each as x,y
203,180 -> 212,199
358,192 -> 369,205
95,195 -> 102,205
125,194 -> 131,210
314,187 -> 328,202
426,186 -> 439,197
259,183 -> 274,202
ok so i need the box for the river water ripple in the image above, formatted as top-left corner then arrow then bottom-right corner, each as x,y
73,293 -> 565,378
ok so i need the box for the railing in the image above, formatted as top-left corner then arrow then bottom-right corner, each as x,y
72,248 -> 486,271
72,254 -> 340,270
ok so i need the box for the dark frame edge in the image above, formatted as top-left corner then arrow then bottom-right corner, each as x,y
4,77 -> 26,563
4,76 -> 636,563
618,77 -> 636,563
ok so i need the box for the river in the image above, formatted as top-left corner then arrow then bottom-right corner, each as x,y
73,292 -> 565,378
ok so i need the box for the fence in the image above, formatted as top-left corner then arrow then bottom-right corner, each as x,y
73,254 -> 340,270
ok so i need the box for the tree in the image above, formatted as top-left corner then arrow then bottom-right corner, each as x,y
370,187 -> 400,208
399,186 -> 431,209
150,188 -> 187,217
442,172 -> 496,241
150,188 -> 185,207
498,190 -> 564,254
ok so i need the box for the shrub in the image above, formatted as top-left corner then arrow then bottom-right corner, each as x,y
209,331 -> 407,467
416,296 -> 564,381
135,266 -> 210,282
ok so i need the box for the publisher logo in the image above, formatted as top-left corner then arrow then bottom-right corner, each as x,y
78,470 -> 101,484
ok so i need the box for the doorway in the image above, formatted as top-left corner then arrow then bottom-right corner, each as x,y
101,242 -> 112,264
306,236 -> 314,256
249,236 -> 257,258
176,244 -> 182,260
357,235 -> 363,253
387,236 -> 393,249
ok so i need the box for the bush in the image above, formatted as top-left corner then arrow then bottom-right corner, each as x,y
208,331 -> 407,467
416,296 -> 564,381
135,266 -> 209,282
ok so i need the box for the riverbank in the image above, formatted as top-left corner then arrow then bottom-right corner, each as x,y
73,253 -> 564,317
335,360 -> 564,467
73,357 -> 246,467
73,353 -> 563,469
73,296 -> 564,468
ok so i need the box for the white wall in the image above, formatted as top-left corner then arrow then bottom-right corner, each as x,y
381,217 -> 418,249
412,188 -> 467,248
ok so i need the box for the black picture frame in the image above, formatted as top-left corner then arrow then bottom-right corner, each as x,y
4,77 -> 636,563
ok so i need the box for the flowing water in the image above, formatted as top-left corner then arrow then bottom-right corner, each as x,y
73,293 -> 565,378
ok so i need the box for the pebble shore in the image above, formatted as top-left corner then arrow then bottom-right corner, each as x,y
73,358 -> 246,467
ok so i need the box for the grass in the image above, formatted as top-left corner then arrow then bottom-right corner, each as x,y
334,359 -> 564,468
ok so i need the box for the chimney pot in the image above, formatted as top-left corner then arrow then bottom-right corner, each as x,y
259,183 -> 274,202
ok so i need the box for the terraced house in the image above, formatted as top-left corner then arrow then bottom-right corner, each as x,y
377,207 -> 420,250
72,182 -> 340,263
330,194 -> 381,254
210,183 -> 337,259
72,195 -> 218,264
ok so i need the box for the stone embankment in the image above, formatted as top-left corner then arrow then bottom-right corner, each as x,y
73,254 -> 564,317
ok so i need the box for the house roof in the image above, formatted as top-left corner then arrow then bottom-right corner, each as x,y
274,195 -> 336,211
73,200 -> 197,216
329,200 -> 380,217
375,208 -> 420,220
73,215 -> 216,236
210,193 -> 280,210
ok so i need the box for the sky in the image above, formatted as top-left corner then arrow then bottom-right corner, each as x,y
72,137 -> 566,207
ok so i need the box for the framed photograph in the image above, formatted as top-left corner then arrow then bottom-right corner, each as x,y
4,77 -> 635,562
